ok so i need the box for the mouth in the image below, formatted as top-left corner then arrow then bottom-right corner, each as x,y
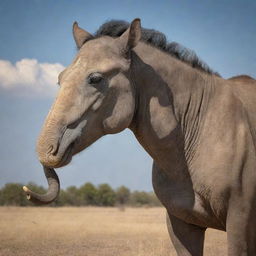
56,141 -> 75,168
41,119 -> 88,168
45,141 -> 74,168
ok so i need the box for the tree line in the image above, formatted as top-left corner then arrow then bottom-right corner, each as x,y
0,182 -> 162,207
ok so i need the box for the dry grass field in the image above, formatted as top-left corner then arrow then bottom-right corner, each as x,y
0,207 -> 226,256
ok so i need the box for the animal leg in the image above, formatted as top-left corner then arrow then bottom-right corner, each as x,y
166,212 -> 206,256
226,201 -> 256,256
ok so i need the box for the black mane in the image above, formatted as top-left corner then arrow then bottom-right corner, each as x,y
95,20 -> 219,76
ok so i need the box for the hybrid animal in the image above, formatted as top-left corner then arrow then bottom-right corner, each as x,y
24,19 -> 256,256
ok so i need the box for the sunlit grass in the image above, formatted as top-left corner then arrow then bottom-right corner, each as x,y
0,207 -> 226,256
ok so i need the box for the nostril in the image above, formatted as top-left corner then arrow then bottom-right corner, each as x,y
47,144 -> 58,155
47,145 -> 54,154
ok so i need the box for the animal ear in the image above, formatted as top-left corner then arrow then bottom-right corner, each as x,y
73,22 -> 93,49
119,18 -> 141,54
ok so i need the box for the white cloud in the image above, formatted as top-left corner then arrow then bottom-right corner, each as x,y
0,59 -> 65,97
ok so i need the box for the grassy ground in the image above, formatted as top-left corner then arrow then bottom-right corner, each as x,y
0,207 -> 226,256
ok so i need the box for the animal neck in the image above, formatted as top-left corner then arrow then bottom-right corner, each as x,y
129,42 -> 217,172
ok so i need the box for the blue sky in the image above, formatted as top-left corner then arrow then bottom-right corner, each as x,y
0,0 -> 255,191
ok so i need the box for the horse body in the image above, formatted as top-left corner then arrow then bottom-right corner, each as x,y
24,19 -> 256,255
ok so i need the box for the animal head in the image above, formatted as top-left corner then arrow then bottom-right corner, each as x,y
37,19 -> 141,168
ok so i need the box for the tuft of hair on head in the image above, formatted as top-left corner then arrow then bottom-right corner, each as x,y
95,19 -> 219,76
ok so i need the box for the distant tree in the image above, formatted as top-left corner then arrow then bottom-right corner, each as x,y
0,183 -> 28,206
0,189 -> 3,205
0,181 -> 163,207
130,191 -> 151,206
63,186 -> 81,206
97,184 -> 116,206
147,192 -> 162,206
129,191 -> 162,206
78,182 -> 98,206
54,189 -> 67,206
116,186 -> 130,206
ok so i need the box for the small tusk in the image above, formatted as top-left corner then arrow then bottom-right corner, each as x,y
23,186 -> 29,192
22,166 -> 60,204
23,186 -> 31,200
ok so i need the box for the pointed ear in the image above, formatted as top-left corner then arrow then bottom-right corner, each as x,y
119,18 -> 141,54
73,22 -> 93,49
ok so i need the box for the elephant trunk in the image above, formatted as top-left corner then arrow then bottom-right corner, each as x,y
23,166 -> 60,204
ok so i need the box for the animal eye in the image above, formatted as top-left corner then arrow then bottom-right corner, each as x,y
87,73 -> 103,84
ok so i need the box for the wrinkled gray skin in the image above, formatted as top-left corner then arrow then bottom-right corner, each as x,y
25,19 -> 256,255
